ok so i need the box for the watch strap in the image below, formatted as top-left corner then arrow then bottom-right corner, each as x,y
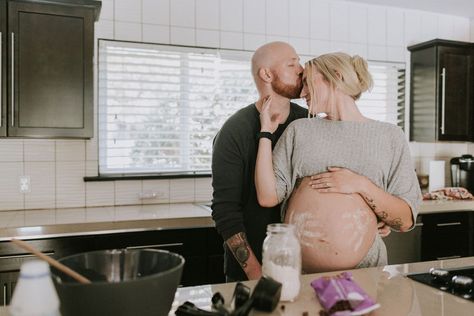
257,131 -> 275,142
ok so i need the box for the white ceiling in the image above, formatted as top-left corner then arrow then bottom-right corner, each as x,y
346,0 -> 474,18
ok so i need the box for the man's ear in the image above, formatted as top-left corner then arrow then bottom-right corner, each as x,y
258,68 -> 272,83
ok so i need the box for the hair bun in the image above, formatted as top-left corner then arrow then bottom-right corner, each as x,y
351,55 -> 373,93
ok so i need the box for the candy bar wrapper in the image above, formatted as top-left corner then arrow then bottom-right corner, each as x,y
311,272 -> 380,315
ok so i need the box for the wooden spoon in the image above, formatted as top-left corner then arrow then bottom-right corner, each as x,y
11,238 -> 91,284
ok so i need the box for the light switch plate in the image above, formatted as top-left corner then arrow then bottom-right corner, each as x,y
20,176 -> 31,194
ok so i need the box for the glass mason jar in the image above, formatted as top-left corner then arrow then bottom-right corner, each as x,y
262,223 -> 301,302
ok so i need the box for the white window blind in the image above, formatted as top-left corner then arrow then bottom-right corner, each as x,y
98,40 -> 405,175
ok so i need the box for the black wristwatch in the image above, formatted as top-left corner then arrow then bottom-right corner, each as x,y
257,131 -> 275,142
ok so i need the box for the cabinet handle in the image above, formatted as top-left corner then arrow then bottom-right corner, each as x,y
436,255 -> 461,260
414,222 -> 424,227
125,242 -> 183,250
436,222 -> 461,227
2,284 -> 6,306
0,251 -> 55,260
10,33 -> 14,127
440,67 -> 446,135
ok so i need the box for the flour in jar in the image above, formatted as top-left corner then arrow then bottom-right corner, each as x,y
263,261 -> 300,301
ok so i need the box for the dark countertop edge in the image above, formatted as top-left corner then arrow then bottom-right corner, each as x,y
0,217 -> 215,241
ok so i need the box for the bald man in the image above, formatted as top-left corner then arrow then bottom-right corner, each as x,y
211,42 -> 307,281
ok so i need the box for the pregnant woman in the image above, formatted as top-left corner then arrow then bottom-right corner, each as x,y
255,52 -> 421,273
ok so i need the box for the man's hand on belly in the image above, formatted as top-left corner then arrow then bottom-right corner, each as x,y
308,167 -> 366,194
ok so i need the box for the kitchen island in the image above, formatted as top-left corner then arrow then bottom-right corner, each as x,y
169,257 -> 474,315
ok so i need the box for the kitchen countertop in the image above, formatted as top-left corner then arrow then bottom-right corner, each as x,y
168,256 -> 474,315
0,203 -> 213,241
0,199 -> 473,241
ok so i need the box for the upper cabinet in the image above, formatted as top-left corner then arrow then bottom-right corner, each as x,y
0,0 -> 100,138
408,39 -> 474,142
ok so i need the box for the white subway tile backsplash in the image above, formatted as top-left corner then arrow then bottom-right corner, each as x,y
289,0 -> 309,38
266,35 -> 289,44
438,15 -> 454,40
85,138 -> 98,161
418,143 -> 436,157
196,29 -> 220,47
408,142 -> 420,157
243,33 -> 266,51
435,143 -> 468,157
196,0 -> 219,30
331,41 -> 350,53
368,45 -> 386,61
100,0 -> 114,21
0,162 -> 24,210
330,2 -> 349,42
170,0 -> 195,28
115,180 -> 141,205
368,7 -> 386,45
56,162 -> 86,208
115,21 -> 142,41
289,37 -> 310,56
195,177 -> 212,202
170,179 -> 194,203
470,19 -> 474,41
310,0 -> 330,40
170,26 -> 195,46
143,24 -> 170,44
405,11 -> 423,45
115,0 -> 142,23
220,31 -> 243,50
25,209 -> 55,226
85,161 -> 99,177
421,13 -> 438,41
0,211 -> 24,227
24,140 -> 55,162
266,0 -> 288,36
348,4 -> 368,44
56,140 -> 85,162
221,0 -> 243,32
0,140 -> 23,162
142,0 -> 170,25
348,43 -> 368,58
386,9 -> 404,46
86,181 -> 115,207
142,179 -> 170,204
386,46 -> 405,62
243,0 -> 265,34
453,17 -> 470,41
24,162 -> 55,210
56,208 -> 86,224
310,39 -> 331,56
95,19 -> 115,39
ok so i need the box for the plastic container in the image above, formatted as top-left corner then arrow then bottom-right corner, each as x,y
10,260 -> 61,316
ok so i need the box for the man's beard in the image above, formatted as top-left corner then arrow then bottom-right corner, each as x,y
271,73 -> 303,99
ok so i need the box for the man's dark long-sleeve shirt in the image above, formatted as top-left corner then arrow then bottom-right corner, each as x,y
211,102 -> 307,281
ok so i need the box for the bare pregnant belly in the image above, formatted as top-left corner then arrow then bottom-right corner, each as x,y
284,177 -> 377,273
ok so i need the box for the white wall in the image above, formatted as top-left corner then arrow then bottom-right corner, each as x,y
0,0 -> 472,211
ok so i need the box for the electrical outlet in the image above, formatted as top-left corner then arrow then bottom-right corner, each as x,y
19,176 -> 31,194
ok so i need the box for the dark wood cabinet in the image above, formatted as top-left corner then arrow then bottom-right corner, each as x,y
0,0 -> 100,138
408,39 -> 474,142
0,227 -> 225,305
421,211 -> 474,261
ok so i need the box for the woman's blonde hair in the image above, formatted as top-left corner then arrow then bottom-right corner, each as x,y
304,52 -> 373,115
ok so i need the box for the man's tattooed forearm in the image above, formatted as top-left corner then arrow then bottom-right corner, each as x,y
361,194 -> 404,230
226,232 -> 250,268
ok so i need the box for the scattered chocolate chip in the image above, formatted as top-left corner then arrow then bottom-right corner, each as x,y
280,305 -> 285,311
302,312 -> 309,316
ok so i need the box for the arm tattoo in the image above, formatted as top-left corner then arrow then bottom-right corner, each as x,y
360,194 -> 404,230
226,232 -> 250,269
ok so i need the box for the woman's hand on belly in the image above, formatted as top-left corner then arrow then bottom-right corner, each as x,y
308,167 -> 369,195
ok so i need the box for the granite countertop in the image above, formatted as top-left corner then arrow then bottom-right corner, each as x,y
0,200 -> 473,241
168,256 -> 474,315
0,203 -> 213,241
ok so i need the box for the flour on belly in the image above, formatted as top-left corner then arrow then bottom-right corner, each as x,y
288,211 -> 331,251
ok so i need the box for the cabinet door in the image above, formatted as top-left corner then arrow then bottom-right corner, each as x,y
7,0 -> 94,138
437,47 -> 473,141
383,217 -> 423,264
0,270 -> 19,306
0,0 -> 6,136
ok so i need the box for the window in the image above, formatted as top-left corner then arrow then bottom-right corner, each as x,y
98,40 -> 405,176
